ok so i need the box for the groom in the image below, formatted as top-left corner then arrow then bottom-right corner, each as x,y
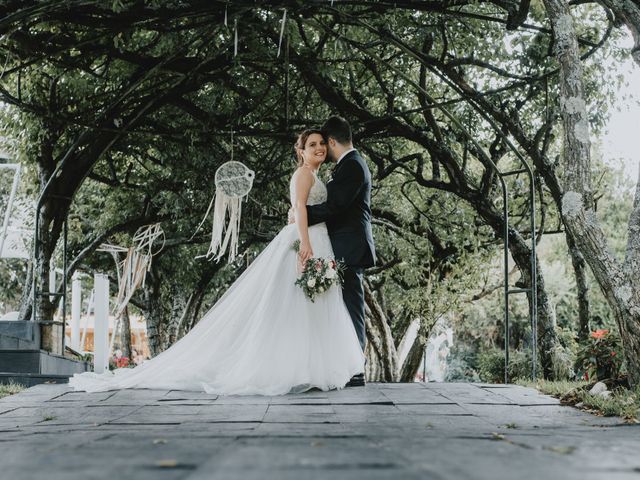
306,116 -> 376,387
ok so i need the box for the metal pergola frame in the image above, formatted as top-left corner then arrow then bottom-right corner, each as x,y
0,162 -> 21,259
427,105 -> 539,384
24,7 -> 538,380
344,42 -> 539,383
306,11 -> 539,382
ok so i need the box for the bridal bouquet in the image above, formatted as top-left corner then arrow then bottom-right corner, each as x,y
292,240 -> 343,302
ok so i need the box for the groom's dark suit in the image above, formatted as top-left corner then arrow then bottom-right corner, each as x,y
307,149 -> 375,351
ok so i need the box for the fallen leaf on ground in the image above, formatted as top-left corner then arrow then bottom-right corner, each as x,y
543,446 -> 576,455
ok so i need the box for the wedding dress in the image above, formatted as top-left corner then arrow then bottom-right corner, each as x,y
69,170 -> 365,395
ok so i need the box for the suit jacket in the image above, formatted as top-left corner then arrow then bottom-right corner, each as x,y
307,149 -> 376,268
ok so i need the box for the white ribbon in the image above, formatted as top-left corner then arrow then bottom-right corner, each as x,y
277,9 -> 287,58
234,19 -> 238,57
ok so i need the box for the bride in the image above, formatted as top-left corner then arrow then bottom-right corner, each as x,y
69,129 -> 365,395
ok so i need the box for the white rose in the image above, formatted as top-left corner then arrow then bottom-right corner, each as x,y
318,286 -> 324,293
325,268 -> 337,280
307,278 -> 316,288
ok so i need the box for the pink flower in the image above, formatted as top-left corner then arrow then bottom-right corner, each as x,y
115,357 -> 130,368
590,329 -> 609,339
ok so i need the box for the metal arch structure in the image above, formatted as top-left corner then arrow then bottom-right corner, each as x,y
427,103 -> 539,384
22,6 -> 538,379
320,15 -> 539,383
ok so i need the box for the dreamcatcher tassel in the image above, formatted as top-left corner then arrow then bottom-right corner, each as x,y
277,9 -> 287,57
234,19 -> 238,57
206,191 -> 243,262
194,161 -> 255,263
98,223 -> 164,318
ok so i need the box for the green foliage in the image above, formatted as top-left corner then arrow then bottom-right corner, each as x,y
477,348 -> 540,384
575,329 -> 624,382
443,343 -> 480,382
527,379 -> 640,421
518,379 -> 587,397
0,258 -> 26,313
0,1 -> 633,373
582,389 -> 638,419
0,381 -> 25,399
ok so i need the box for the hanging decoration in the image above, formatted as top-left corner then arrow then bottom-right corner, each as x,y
223,6 -> 293,59
98,223 -> 165,317
277,9 -> 287,57
193,160 -> 255,263
234,18 -> 238,57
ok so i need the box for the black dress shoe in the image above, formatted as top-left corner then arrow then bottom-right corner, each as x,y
346,373 -> 365,387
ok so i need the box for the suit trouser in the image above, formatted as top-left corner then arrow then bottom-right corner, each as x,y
341,266 -> 366,352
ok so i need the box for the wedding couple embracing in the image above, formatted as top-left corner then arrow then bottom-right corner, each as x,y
69,116 -> 376,395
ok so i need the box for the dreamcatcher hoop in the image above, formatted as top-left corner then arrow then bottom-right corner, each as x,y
193,160 -> 255,263
98,223 -> 165,317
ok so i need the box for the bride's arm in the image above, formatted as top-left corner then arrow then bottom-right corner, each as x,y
293,168 -> 314,265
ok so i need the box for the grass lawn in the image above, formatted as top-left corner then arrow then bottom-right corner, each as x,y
0,381 -> 26,399
519,379 -> 639,422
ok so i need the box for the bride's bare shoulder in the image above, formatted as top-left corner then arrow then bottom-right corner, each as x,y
292,167 -> 314,183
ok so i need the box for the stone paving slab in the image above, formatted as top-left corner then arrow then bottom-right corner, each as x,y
0,382 -> 638,480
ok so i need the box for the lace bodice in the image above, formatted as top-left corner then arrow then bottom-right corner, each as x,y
290,170 -> 327,206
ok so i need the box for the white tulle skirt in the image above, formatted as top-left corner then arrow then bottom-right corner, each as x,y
69,223 -> 365,395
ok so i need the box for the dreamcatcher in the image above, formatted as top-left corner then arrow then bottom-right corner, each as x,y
98,223 -> 165,317
193,160 -> 255,263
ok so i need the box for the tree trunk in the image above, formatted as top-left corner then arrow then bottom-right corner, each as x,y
32,198 -> 62,324
142,272 -> 165,357
400,334 -> 425,382
364,280 -> 399,381
120,306 -> 132,360
544,0 -> 640,387
165,284 -> 186,349
179,289 -> 208,339
177,292 -> 198,340
566,231 -> 591,340
364,341 -> 384,381
508,227 -> 561,378
17,262 -> 33,321
598,0 -> 640,66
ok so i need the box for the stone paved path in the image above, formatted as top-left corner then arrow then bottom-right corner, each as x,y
0,382 -> 638,480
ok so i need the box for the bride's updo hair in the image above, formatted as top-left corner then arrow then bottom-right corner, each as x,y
294,128 -> 325,168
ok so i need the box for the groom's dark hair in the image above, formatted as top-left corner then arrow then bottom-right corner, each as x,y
322,116 -> 352,145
